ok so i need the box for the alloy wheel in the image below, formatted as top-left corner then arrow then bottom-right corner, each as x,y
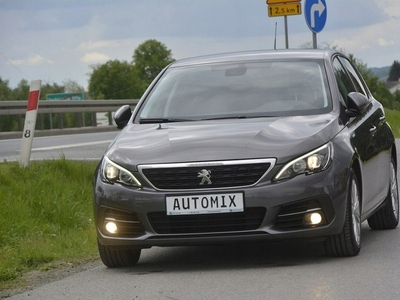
351,178 -> 361,246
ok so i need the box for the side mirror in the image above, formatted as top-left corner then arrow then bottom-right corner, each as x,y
345,92 -> 369,118
114,105 -> 132,129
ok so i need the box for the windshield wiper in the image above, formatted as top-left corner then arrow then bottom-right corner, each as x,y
202,116 -> 247,121
139,118 -> 194,124
202,115 -> 276,121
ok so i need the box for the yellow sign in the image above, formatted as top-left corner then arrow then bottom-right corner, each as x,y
267,0 -> 301,4
268,3 -> 302,17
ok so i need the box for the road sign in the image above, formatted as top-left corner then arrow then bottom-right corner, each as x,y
304,0 -> 327,33
46,92 -> 84,101
267,0 -> 300,4
268,3 -> 302,17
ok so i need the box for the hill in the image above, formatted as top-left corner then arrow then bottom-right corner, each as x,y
370,66 -> 391,81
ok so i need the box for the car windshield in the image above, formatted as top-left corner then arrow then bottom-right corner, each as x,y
138,60 -> 332,121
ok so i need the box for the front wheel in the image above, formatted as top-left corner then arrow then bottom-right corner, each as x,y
367,158 -> 399,230
98,240 -> 141,268
324,169 -> 361,257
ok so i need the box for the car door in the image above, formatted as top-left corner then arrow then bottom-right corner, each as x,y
332,56 -> 390,216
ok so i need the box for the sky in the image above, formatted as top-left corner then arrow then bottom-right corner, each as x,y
0,0 -> 399,90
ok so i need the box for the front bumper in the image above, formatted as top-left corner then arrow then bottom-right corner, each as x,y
94,160 -> 349,249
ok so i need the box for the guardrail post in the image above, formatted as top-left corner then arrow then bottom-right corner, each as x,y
58,113 -> 64,129
91,112 -> 97,127
108,112 -> 113,125
38,114 -> 44,130
18,115 -> 23,131
76,113 -> 82,128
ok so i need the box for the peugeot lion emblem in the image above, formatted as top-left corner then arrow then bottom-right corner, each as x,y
198,169 -> 212,185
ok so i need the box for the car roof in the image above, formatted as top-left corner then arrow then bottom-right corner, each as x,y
170,49 -> 339,68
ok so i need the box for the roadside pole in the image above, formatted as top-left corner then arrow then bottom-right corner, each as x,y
284,16 -> 289,49
20,80 -> 41,168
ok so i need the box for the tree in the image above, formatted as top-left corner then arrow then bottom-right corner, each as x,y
299,41 -> 336,50
388,60 -> 400,82
0,78 -> 14,131
63,79 -> 84,93
392,91 -> 400,110
87,40 -> 175,100
40,82 -> 64,100
7,80 -> 65,101
348,54 -> 395,109
0,78 -> 12,100
132,39 -> 175,85
88,60 -> 141,100
1,79 -> 30,131
9,79 -> 29,100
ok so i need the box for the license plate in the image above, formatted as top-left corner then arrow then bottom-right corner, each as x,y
166,192 -> 244,215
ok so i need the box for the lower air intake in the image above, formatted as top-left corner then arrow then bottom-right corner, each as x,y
148,207 -> 266,234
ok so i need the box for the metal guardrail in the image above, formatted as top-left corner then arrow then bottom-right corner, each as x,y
0,99 -> 139,139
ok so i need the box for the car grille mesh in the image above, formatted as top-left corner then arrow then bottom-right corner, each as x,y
147,207 -> 266,234
141,163 -> 271,190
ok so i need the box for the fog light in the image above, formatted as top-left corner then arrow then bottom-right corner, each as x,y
303,212 -> 323,226
310,212 -> 322,224
105,221 -> 118,234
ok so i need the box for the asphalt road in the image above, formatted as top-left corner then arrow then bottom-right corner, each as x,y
3,134 -> 400,299
0,131 -> 119,163
7,229 -> 400,300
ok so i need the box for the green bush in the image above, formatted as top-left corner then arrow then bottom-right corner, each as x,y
385,109 -> 400,138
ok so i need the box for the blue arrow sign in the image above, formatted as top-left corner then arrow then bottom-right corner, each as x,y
304,0 -> 327,33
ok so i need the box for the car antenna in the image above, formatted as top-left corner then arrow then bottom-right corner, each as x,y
274,22 -> 278,51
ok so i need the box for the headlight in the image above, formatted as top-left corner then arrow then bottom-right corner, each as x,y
274,143 -> 333,181
100,157 -> 142,187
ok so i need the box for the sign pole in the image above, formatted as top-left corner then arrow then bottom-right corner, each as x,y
20,80 -> 42,168
313,32 -> 317,49
267,0 -> 302,49
284,16 -> 289,49
304,0 -> 327,48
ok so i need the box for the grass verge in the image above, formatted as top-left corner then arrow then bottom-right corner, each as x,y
0,159 -> 99,292
385,108 -> 400,138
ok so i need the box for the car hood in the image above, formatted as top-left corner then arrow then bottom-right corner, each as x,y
106,115 -> 341,168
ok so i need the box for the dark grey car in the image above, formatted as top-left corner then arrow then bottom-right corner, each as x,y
93,49 -> 399,267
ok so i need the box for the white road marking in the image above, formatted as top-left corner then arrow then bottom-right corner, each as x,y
31,140 -> 113,151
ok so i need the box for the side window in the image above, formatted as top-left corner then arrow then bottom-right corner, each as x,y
338,57 -> 368,97
332,58 -> 355,107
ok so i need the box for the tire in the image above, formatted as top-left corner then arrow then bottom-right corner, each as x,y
367,158 -> 399,230
324,169 -> 361,257
98,240 -> 141,268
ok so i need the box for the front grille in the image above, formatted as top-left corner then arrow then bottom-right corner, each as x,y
147,207 -> 266,234
275,199 -> 323,230
140,161 -> 273,190
102,208 -> 145,237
